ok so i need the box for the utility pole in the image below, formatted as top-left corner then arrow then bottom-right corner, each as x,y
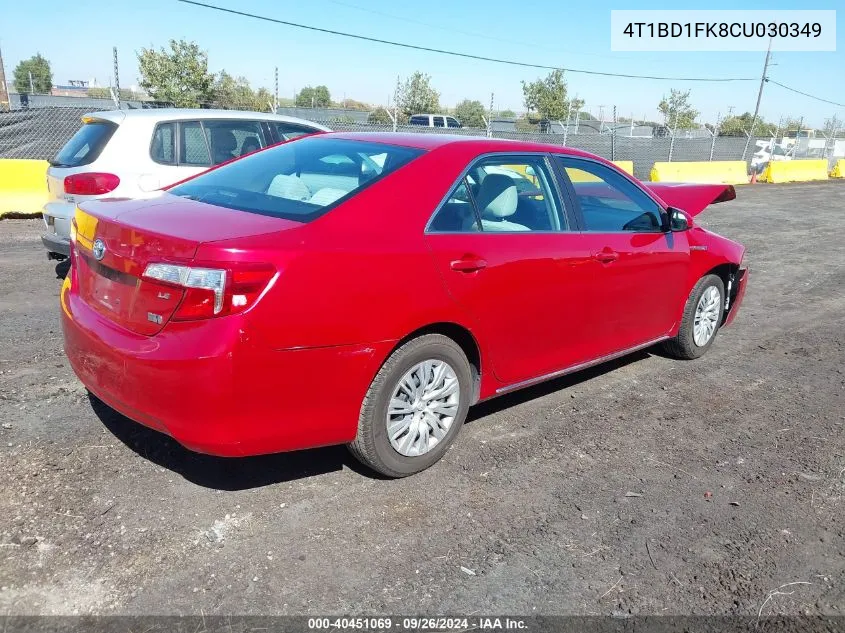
29,71 -> 34,94
0,44 -> 9,109
743,38 -> 772,159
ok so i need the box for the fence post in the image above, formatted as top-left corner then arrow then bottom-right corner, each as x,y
487,92 -> 494,138
611,105 -> 617,161
112,47 -> 120,109
392,75 -> 399,133
562,99 -> 573,147
668,109 -> 678,162
709,112 -> 721,161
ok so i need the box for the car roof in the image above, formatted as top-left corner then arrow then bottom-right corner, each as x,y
83,108 -> 330,130
325,131 -> 599,157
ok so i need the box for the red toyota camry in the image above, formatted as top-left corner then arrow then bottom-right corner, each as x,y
61,132 -> 748,477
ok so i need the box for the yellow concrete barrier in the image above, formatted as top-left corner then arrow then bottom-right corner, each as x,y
0,159 -> 49,218
649,161 -> 748,184
612,160 -> 634,175
565,161 -> 636,183
830,159 -> 845,179
761,159 -> 829,183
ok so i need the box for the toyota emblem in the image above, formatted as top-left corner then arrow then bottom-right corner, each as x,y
92,239 -> 106,261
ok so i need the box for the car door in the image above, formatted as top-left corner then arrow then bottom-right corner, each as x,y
555,156 -> 690,356
424,153 -> 595,387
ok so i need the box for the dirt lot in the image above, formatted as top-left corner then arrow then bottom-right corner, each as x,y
0,182 -> 843,617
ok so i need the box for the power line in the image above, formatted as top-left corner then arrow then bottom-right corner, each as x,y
323,0 -> 642,61
767,79 -> 844,108
176,0 -> 757,82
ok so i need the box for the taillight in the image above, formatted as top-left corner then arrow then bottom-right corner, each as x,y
64,173 -> 120,196
143,262 -> 276,320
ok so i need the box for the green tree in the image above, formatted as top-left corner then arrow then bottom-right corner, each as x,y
295,85 -> 331,108
454,99 -> 487,128
521,69 -> 582,123
254,87 -> 274,111
213,71 -> 261,110
499,109 -> 517,119
657,89 -> 700,130
13,54 -> 52,94
87,86 -> 139,101
398,72 -> 440,117
137,40 -> 214,107
718,112 -> 776,137
367,107 -> 394,125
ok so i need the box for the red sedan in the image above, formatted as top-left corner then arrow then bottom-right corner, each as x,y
61,133 -> 748,477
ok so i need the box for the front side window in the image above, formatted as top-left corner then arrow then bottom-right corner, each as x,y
428,155 -> 565,232
169,137 -> 422,222
559,158 -> 664,232
447,117 -> 461,128
204,120 -> 266,164
274,122 -> 317,141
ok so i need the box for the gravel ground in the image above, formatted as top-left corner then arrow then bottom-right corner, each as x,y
0,182 -> 843,617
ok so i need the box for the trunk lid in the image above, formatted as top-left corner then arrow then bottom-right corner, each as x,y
645,183 -> 736,217
73,195 -> 300,335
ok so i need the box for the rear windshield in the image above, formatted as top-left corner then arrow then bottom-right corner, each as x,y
169,137 -> 424,222
51,120 -> 117,167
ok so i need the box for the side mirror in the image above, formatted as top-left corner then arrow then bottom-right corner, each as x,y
668,207 -> 692,232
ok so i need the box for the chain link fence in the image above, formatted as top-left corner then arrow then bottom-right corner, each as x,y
2,96 -> 840,181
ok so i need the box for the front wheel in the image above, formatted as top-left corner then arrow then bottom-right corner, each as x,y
348,334 -> 472,477
662,274 -> 725,360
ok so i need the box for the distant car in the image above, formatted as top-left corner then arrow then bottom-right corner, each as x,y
62,133 -> 748,477
41,109 -> 330,261
408,114 -> 462,129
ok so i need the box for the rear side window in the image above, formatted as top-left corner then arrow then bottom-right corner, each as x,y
181,121 -> 212,166
433,117 -> 445,128
51,120 -> 117,167
150,123 -> 175,164
169,137 -> 423,222
409,115 -> 429,126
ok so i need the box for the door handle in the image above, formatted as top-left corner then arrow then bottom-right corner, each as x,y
592,250 -> 619,264
450,257 -> 487,273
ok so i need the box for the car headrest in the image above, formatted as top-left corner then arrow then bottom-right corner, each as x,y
476,173 -> 518,219
211,128 -> 237,153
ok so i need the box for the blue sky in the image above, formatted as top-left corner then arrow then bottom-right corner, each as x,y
2,0 -> 842,126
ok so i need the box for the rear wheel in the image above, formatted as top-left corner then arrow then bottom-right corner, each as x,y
348,334 -> 472,477
662,274 -> 725,360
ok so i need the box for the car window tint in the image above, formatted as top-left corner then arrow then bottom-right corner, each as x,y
429,156 -> 565,233
51,121 -> 117,167
274,122 -> 316,141
447,117 -> 461,128
150,122 -> 175,164
561,158 -> 663,232
433,117 -> 445,128
429,177 -> 480,232
169,137 -> 422,223
204,120 -> 264,164
181,121 -> 211,166
409,115 -> 428,126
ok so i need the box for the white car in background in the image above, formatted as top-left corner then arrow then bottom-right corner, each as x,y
42,109 -> 330,260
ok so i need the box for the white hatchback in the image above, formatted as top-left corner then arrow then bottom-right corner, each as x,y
42,109 -> 330,259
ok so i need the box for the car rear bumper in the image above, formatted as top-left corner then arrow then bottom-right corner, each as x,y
42,201 -> 75,256
60,278 -> 392,457
41,232 -> 70,257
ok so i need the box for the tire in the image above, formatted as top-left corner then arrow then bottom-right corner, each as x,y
662,274 -> 725,360
348,334 -> 472,477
